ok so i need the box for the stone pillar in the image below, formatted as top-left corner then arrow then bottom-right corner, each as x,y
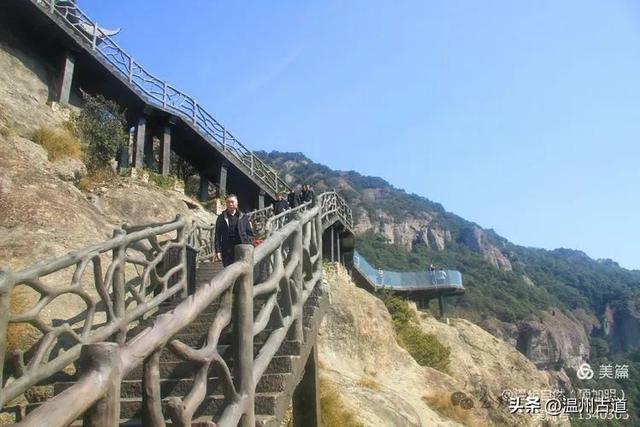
438,295 -> 446,318
133,116 -> 146,168
258,190 -> 265,210
144,134 -> 155,170
57,52 -> 76,105
199,174 -> 209,202
330,226 -> 335,263
160,125 -> 171,176
293,345 -> 321,427
219,161 -> 229,197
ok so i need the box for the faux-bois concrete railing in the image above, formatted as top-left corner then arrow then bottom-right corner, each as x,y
32,0 -> 288,197
0,191 -> 351,426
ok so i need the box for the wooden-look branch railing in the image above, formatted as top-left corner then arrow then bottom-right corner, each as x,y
0,215 -> 190,408
2,200 -> 325,426
31,0 -> 288,197
247,191 -> 354,237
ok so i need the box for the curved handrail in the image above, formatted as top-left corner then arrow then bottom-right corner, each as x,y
32,0 -> 289,196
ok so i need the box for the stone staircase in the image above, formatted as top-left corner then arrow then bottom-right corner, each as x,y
22,261 -> 328,426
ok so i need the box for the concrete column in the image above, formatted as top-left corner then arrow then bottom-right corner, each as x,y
330,226 -> 335,262
199,174 -> 209,202
160,125 -> 171,176
438,295 -> 446,318
133,117 -> 146,168
293,345 -> 321,427
258,190 -> 265,209
219,161 -> 229,197
337,230 -> 341,264
144,134 -> 155,170
57,52 -> 76,105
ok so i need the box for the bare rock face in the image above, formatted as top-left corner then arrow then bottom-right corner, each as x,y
413,308 -> 570,427
0,133 -> 213,271
607,298 -> 640,353
319,266 -> 571,426
319,266 -> 475,426
0,36 -> 68,138
460,226 -> 512,271
515,310 -> 590,371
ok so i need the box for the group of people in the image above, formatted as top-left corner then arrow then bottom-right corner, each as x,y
213,184 -> 316,267
274,184 -> 316,215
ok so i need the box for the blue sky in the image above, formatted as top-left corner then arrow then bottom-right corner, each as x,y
82,0 -> 640,269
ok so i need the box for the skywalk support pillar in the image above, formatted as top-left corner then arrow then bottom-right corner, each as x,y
337,230 -> 341,264
160,125 -> 171,176
133,116 -> 146,168
438,295 -> 446,318
258,190 -> 265,209
219,161 -> 229,197
199,174 -> 209,202
57,51 -> 76,105
293,345 -> 320,427
330,225 -> 335,262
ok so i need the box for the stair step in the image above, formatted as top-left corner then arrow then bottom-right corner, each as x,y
26,392 -> 281,419
55,373 -> 290,397
126,355 -> 294,380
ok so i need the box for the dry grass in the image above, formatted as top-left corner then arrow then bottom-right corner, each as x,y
32,126 -> 82,161
0,124 -> 16,139
357,376 -> 382,391
77,166 -> 116,191
320,378 -> 363,427
422,393 -> 486,427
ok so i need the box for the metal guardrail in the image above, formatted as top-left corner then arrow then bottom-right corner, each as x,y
32,0 -> 289,197
0,203 -> 328,426
353,250 -> 463,290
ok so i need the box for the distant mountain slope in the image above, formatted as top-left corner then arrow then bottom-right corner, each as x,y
259,150 -> 640,340
260,150 -> 640,424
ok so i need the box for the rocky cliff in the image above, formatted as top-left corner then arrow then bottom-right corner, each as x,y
318,265 -> 571,426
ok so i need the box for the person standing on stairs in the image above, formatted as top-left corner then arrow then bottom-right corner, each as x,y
273,192 -> 290,215
214,194 -> 255,267
300,183 -> 315,204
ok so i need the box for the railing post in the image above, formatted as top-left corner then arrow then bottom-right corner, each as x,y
192,100 -> 198,124
112,229 -> 127,343
250,155 -> 254,176
80,343 -> 122,427
292,213 -> 304,341
0,273 -> 11,389
163,81 -> 168,108
222,128 -> 227,151
92,22 -> 98,50
128,56 -> 133,83
142,349 -> 164,427
176,217 -> 189,298
49,0 -> 55,13
233,245 -> 255,427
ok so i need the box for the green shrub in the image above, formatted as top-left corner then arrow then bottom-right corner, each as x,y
383,294 -> 415,327
74,92 -> 127,170
398,324 -> 451,371
32,126 -> 82,161
382,294 -> 451,371
147,169 -> 176,190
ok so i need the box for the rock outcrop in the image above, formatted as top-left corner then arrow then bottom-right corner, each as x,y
607,298 -> 640,353
459,226 -> 512,271
319,266 -> 570,426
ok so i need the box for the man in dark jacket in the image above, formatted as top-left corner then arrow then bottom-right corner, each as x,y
300,184 -> 315,204
287,189 -> 299,209
273,193 -> 290,215
214,194 -> 254,267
